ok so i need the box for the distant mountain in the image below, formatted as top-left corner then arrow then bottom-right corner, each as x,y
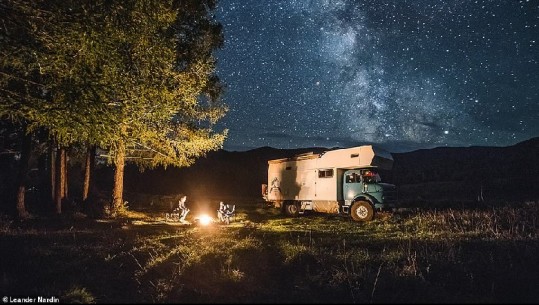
113,137 -> 539,206
390,137 -> 539,204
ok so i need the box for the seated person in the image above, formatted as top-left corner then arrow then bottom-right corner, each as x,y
223,204 -> 235,223
217,201 -> 226,222
225,204 -> 235,215
173,195 -> 189,222
217,202 -> 235,223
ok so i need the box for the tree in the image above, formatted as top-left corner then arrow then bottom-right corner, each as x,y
0,0 -> 49,218
35,0 -> 228,214
2,0 -> 228,217
1,0 -> 85,215
82,145 -> 96,202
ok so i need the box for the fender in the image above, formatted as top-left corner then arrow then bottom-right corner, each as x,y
353,194 -> 378,207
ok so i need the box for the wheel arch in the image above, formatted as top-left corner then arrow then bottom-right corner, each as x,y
352,195 -> 377,207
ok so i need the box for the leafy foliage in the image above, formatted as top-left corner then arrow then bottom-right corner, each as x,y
1,0 -> 228,214
2,0 -> 227,164
0,0 -> 48,125
33,0 -> 228,167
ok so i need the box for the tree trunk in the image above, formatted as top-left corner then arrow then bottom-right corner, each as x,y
63,148 -> 68,200
54,146 -> 66,214
49,142 -> 55,203
83,145 -> 96,202
112,140 -> 125,213
16,131 -> 32,218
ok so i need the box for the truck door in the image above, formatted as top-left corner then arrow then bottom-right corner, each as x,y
343,170 -> 361,201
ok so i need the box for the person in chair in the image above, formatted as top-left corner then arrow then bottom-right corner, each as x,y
217,201 -> 226,222
175,195 -> 189,222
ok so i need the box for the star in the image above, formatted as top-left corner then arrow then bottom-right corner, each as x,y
216,0 -> 539,152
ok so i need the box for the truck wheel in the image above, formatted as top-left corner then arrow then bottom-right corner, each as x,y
284,201 -> 300,217
350,200 -> 374,222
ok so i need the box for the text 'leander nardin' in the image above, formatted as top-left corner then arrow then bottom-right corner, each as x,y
4,296 -> 59,303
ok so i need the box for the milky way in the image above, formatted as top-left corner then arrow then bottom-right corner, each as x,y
215,0 -> 539,152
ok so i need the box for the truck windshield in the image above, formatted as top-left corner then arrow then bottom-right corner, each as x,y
360,169 -> 381,183
345,173 -> 361,183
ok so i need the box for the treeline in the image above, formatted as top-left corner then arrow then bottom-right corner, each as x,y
113,139 -> 539,206
0,0 -> 227,218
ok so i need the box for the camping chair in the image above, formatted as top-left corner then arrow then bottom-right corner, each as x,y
165,211 -> 180,222
165,206 -> 189,222
222,204 -> 236,225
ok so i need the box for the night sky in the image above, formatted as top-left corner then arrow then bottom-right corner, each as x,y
214,0 -> 539,152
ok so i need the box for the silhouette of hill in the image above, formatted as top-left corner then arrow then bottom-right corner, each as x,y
114,137 -> 539,206
390,137 -> 539,204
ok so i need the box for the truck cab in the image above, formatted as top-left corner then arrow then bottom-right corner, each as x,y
342,168 -> 398,220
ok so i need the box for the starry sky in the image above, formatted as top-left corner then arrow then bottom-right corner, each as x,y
214,0 -> 539,152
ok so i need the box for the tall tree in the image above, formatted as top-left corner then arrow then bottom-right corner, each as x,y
35,0 -> 228,214
0,0 -> 49,218
1,1 -> 79,215
82,145 -> 96,202
2,0 -> 228,216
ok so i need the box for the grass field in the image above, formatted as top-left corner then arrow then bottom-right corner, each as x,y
1,201 -> 538,303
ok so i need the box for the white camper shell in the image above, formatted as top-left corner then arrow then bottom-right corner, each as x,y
266,145 -> 395,216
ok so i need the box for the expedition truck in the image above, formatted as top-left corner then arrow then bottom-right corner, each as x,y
262,145 -> 398,221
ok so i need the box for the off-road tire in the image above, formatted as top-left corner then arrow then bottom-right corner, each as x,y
350,200 -> 374,222
284,201 -> 300,217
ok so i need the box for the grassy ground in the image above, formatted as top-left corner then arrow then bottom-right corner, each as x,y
1,201 -> 538,303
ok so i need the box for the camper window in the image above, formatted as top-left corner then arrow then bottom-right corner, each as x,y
318,169 -> 334,178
